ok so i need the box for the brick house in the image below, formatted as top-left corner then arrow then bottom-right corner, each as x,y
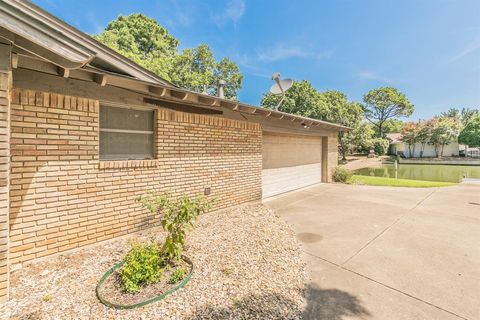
0,0 -> 348,302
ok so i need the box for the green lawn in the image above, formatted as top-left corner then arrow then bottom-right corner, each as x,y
349,175 -> 457,187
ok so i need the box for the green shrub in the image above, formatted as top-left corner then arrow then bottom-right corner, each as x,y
120,241 -> 164,293
137,192 -> 212,262
332,167 -> 352,183
371,138 -> 390,155
168,266 -> 188,284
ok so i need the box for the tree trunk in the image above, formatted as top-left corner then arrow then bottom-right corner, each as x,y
379,122 -> 384,138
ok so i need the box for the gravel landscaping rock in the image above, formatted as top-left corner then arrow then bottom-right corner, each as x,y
2,203 -> 307,319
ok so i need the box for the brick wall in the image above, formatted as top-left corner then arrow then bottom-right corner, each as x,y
9,89 -> 262,266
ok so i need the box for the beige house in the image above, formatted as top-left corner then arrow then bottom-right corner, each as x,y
386,133 -> 459,158
0,0 -> 348,302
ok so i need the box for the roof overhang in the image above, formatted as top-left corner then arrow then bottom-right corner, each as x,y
0,0 -> 172,85
3,0 -> 350,133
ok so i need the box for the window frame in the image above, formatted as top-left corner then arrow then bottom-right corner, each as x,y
99,103 -> 157,161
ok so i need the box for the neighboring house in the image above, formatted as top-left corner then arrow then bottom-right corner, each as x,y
386,133 -> 459,158
0,0 -> 348,302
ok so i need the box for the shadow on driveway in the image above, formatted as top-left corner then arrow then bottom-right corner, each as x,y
303,284 -> 370,320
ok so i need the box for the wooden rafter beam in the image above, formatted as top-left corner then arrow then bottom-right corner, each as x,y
169,89 -> 188,100
94,73 -> 108,86
197,94 -> 217,106
149,86 -> 166,96
57,66 -> 70,78
11,53 -> 18,68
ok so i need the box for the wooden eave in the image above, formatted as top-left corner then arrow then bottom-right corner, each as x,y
13,53 -> 351,132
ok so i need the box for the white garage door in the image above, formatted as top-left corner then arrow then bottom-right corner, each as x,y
262,132 -> 322,198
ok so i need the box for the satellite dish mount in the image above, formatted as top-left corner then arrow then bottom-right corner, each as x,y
270,72 -> 293,111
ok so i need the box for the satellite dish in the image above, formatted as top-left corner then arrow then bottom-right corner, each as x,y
269,72 -> 293,110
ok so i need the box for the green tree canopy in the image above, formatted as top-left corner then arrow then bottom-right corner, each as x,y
94,13 -> 178,80
363,87 -> 414,138
261,80 -> 320,117
94,14 -> 243,99
441,107 -> 479,126
459,114 -> 480,147
429,116 -> 462,157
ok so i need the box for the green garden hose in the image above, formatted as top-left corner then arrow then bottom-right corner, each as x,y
96,256 -> 193,309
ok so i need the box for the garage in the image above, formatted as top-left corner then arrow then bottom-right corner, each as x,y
262,131 -> 323,198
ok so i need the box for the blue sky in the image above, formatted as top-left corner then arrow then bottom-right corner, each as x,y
33,0 -> 480,120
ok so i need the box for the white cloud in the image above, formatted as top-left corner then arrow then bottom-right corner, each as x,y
448,39 -> 480,63
357,71 -> 392,83
256,44 -> 334,62
211,0 -> 246,27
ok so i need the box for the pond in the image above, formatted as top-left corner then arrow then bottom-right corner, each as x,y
354,164 -> 480,183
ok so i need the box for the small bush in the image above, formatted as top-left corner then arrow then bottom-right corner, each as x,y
120,241 -> 164,293
371,138 -> 390,156
137,192 -> 212,262
332,167 -> 352,183
168,266 -> 188,284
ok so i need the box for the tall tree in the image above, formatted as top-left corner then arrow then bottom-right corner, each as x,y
317,91 -> 366,160
459,114 -> 480,147
429,117 -> 462,157
381,119 -> 403,135
416,120 -> 433,158
212,58 -> 243,100
170,44 -> 216,94
94,14 -> 178,80
95,14 -> 243,99
261,80 -> 320,117
442,107 -> 479,126
363,87 -> 414,138
400,122 -> 420,157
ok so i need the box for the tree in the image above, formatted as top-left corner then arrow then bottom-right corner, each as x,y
441,107 -> 479,126
378,119 -> 403,136
363,87 -> 414,138
95,14 -> 243,99
261,80 -> 320,116
416,120 -> 433,158
170,44 -> 216,94
459,114 -> 480,147
94,14 -> 178,80
429,117 -> 462,157
316,91 -> 366,160
212,58 -> 243,100
400,122 -> 420,158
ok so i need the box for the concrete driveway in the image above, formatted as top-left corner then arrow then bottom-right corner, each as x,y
264,183 -> 480,320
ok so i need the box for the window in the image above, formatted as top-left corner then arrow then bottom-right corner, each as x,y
99,106 -> 155,160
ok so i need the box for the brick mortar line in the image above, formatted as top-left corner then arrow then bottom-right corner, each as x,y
341,189 -> 437,266
304,251 -> 468,320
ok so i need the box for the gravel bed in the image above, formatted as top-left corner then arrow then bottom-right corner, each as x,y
2,203 -> 307,319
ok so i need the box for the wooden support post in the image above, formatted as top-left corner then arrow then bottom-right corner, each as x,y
0,42 -> 11,303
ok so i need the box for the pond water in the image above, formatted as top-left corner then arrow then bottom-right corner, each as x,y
354,164 -> 480,183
